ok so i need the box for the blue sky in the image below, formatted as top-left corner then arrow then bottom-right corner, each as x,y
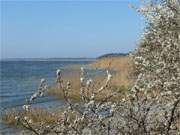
1,0 -> 145,58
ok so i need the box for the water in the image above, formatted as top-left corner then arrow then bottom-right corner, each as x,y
0,58 -> 95,134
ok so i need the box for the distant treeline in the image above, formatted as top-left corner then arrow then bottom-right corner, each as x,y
97,53 -> 129,59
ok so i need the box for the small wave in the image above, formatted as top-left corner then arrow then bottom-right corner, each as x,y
0,92 -> 33,98
0,95 -> 62,110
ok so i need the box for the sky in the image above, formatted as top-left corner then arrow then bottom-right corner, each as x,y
1,0 -> 145,58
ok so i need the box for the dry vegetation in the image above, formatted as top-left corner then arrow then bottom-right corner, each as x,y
3,108 -> 63,127
48,56 -> 132,101
90,55 -> 133,87
48,75 -> 124,102
48,70 -> 82,101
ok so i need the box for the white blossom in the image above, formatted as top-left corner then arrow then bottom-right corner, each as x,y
86,79 -> 93,87
24,116 -> 28,121
22,105 -> 30,111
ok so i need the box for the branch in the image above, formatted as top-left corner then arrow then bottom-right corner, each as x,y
166,98 -> 180,134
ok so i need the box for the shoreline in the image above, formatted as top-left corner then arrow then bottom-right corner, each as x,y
2,56 -> 132,133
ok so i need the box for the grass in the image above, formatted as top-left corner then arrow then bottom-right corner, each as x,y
90,55 -> 133,87
2,108 -> 80,130
48,68 -> 129,102
2,108 -> 64,128
48,56 -> 133,101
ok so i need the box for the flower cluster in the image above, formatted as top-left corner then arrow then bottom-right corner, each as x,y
119,0 -> 180,134
21,78 -> 48,113
15,67 -> 118,135
30,78 -> 48,102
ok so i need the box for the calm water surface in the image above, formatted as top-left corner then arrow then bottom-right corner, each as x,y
0,59 -> 95,134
